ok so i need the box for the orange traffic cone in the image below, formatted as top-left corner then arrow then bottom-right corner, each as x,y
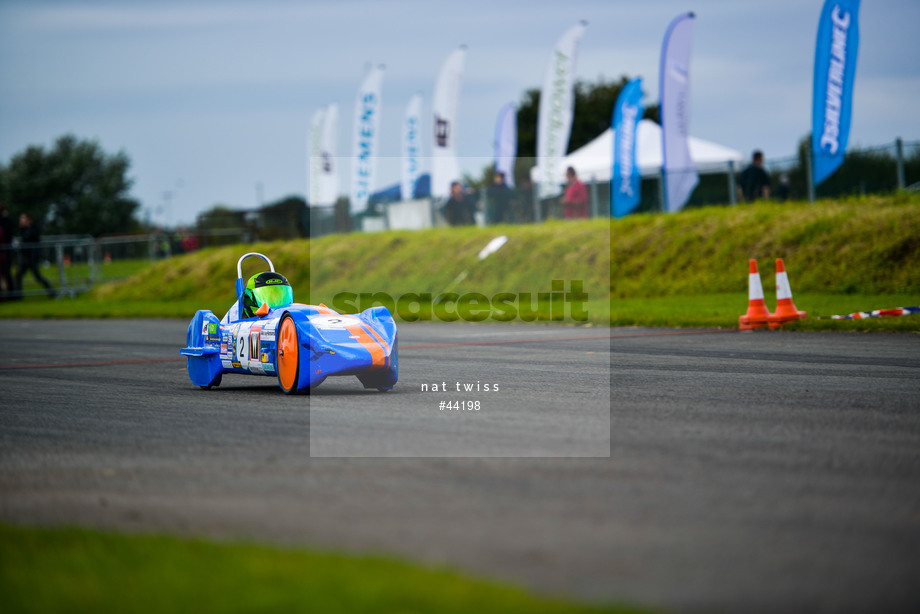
768,258 -> 806,329
739,259 -> 772,330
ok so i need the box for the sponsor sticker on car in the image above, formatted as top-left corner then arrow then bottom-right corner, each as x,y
312,315 -> 360,330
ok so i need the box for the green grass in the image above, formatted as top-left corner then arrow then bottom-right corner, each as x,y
81,221 -> 612,308
0,296 -> 224,319
69,257 -> 154,283
3,194 -> 919,330
607,192 -> 920,297
4,294 -> 915,331
0,524 -> 650,614
12,257 -> 155,296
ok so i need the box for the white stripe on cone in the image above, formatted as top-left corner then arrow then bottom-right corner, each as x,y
768,258 -> 806,328
776,269 -> 793,300
740,259 -> 771,330
749,271 -> 765,301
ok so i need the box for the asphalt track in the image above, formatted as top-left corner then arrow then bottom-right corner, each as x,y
1,318 -> 919,613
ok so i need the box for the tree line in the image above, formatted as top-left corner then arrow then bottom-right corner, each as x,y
0,135 -> 140,237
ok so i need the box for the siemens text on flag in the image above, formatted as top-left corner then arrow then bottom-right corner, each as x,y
536,21 -> 587,199
812,0 -> 860,186
350,65 -> 384,213
659,12 -> 698,213
351,66 -> 383,213
612,78 -> 644,218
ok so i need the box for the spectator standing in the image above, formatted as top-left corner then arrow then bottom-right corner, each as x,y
738,150 -> 771,202
442,181 -> 476,226
561,166 -> 588,218
512,175 -> 534,223
0,205 -> 14,300
181,230 -> 200,253
15,212 -> 56,298
486,172 -> 513,224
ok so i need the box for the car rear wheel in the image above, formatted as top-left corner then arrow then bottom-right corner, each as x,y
277,314 -> 300,394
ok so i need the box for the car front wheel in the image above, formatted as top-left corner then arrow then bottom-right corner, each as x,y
277,314 -> 300,394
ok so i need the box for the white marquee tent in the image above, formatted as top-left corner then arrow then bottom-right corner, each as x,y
531,119 -> 745,185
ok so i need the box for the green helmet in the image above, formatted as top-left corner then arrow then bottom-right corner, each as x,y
243,271 -> 293,315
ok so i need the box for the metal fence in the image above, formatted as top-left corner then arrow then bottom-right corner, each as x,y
568,137 -> 920,214
764,138 -> 920,202
306,138 -> 920,239
1,228 -> 244,299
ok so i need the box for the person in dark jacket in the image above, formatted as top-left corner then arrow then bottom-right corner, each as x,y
443,181 -> 476,226
0,205 -> 14,300
737,150 -> 771,202
486,172 -> 513,224
15,212 -> 56,298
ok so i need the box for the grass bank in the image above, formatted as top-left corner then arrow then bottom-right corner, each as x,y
609,192 -> 919,297
0,524 -> 648,614
2,194 -> 918,330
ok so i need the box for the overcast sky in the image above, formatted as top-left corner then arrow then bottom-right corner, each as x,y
1,0 -> 918,226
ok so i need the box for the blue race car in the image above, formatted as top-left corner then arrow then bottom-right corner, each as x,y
181,252 -> 397,393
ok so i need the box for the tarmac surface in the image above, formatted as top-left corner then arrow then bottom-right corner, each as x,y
1,318 -> 919,613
